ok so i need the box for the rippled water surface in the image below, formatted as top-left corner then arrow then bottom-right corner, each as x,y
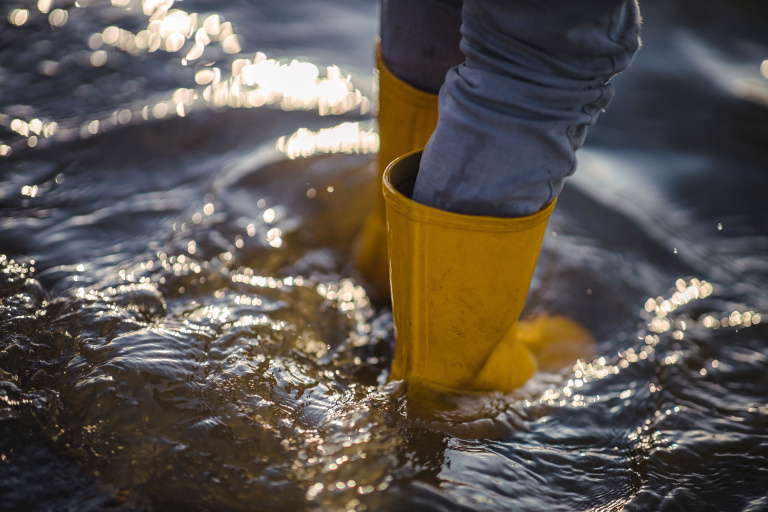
2,1 -> 768,511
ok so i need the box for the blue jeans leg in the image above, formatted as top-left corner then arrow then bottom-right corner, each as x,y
379,0 -> 464,94
409,0 -> 641,216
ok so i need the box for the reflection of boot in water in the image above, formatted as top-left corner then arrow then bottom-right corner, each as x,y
355,45 -> 438,300
384,152 -> 593,394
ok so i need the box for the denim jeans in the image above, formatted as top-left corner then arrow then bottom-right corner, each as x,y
379,0 -> 641,216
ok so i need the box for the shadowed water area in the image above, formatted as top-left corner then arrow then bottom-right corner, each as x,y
2,0 -> 768,510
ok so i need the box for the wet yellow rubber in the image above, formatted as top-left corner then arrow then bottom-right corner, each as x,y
384,151 -> 590,392
356,45 -> 439,298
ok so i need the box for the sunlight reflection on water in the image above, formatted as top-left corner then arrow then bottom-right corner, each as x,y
2,1 -> 768,511
1,0 -> 375,159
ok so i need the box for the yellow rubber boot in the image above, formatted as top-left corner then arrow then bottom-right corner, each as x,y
384,151 -> 591,393
356,45 -> 439,297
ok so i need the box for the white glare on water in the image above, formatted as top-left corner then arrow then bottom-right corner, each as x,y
539,278 -> 761,411
1,0 -> 373,157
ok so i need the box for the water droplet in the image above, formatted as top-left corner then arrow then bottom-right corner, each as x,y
38,0 -> 53,14
90,50 -> 108,67
8,9 -> 30,26
103,26 -> 120,45
222,34 -> 242,54
266,228 -> 282,248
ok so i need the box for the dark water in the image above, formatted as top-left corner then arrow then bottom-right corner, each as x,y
2,1 -> 768,511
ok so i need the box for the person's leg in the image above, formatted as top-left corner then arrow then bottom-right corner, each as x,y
384,1 -> 641,393
357,0 -> 463,296
379,0 -> 464,95
375,0 -> 464,185
413,0 -> 642,217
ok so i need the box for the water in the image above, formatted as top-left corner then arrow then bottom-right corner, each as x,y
2,0 -> 768,511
